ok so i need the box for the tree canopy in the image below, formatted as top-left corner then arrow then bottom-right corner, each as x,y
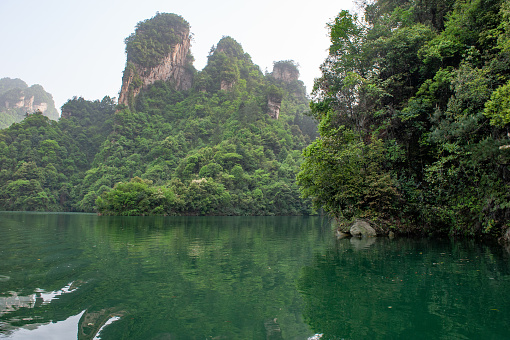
0,29 -> 316,216
298,0 -> 510,236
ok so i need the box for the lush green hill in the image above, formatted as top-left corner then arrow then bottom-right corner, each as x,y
298,0 -> 510,237
0,14 -> 316,216
91,37 -> 316,216
0,97 -> 116,211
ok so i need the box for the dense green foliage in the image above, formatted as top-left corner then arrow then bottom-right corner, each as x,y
0,97 -> 115,211
0,78 -> 59,128
94,37 -> 315,216
0,23 -> 316,216
298,0 -> 510,236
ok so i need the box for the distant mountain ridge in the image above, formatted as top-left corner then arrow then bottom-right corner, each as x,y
0,77 -> 59,129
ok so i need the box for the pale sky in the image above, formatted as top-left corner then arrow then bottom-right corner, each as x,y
0,0 -> 355,114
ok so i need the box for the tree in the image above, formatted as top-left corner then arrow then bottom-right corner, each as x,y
299,0 -> 510,235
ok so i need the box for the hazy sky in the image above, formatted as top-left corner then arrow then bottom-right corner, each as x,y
0,0 -> 355,113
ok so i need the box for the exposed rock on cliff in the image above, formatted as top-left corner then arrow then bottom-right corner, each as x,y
267,97 -> 281,119
272,60 -> 299,83
203,36 -> 244,92
118,13 -> 194,108
266,85 -> 284,119
220,79 -> 234,91
0,78 -> 59,127
5,94 -> 48,114
264,61 -> 304,119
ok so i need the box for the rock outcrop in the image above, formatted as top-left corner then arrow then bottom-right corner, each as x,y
272,61 -> 299,83
220,79 -> 234,91
265,61 -> 300,119
5,94 -> 48,114
118,13 -> 194,108
0,78 -> 59,124
267,96 -> 282,119
333,219 -> 378,239
266,84 -> 284,120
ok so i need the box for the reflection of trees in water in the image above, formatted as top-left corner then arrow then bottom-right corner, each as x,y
298,237 -> 510,339
0,213 -> 331,339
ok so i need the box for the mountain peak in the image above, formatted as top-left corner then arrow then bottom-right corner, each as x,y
118,13 -> 194,108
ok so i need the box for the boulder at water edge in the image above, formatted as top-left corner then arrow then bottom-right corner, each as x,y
350,220 -> 377,238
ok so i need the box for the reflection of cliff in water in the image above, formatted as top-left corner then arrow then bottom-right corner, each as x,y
0,281 -> 84,336
0,281 -> 80,318
0,292 -> 39,315
0,269 -> 121,339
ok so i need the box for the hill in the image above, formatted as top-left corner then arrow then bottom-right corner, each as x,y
0,13 -> 317,216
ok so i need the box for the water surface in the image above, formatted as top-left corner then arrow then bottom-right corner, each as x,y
0,212 -> 509,339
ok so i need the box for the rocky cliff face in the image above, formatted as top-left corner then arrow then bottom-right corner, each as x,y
118,14 -> 193,108
267,97 -> 281,119
220,79 -> 234,91
271,61 -> 299,83
264,62 -> 301,119
5,94 -> 48,114
0,79 -> 58,124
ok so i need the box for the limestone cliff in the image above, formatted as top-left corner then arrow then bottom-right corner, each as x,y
263,61 -> 301,120
266,84 -> 284,120
118,13 -> 194,108
0,78 -> 59,127
5,94 -> 48,114
271,60 -> 299,83
267,97 -> 281,119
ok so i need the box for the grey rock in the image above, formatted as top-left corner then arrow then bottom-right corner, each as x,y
350,220 -> 376,238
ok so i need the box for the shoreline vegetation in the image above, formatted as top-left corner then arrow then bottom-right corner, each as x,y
297,0 -> 510,240
1,2 -> 509,242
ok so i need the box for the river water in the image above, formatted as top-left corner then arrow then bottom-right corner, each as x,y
0,212 -> 509,339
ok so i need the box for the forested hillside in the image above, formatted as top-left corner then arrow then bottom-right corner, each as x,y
0,13 -> 316,216
298,0 -> 510,236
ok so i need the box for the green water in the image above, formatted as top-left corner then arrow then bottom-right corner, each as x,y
0,213 -> 509,339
